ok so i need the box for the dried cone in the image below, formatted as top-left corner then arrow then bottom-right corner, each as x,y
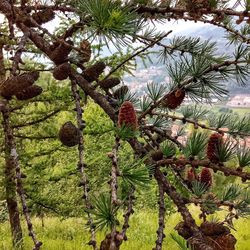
177,221 -> 236,250
59,121 -> 80,147
80,40 -> 91,63
161,88 -> 185,109
113,85 -> 129,99
187,167 -> 196,182
207,133 -> 223,163
118,101 -> 138,131
53,63 -> 71,80
49,40 -> 74,65
0,71 -> 39,99
15,85 -> 43,100
199,167 -> 212,187
32,9 -> 55,25
99,77 -> 120,90
0,1 -> 11,13
200,222 -> 229,236
83,62 -> 106,83
188,221 -> 236,250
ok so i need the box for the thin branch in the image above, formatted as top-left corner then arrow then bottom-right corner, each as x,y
71,80 -> 97,250
152,112 -> 250,137
154,180 -> 166,250
156,158 -> 250,181
108,137 -> 120,206
12,109 -> 61,128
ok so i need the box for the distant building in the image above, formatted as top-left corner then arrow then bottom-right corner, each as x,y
227,95 -> 250,107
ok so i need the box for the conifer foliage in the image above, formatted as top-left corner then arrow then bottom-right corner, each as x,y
0,0 -> 250,250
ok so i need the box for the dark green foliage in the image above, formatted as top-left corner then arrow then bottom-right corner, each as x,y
74,0 -> 142,46
184,131 -> 208,158
160,141 -> 176,158
91,194 -> 120,230
237,146 -> 250,168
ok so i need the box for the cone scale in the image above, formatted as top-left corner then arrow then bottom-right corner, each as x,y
118,101 -> 138,131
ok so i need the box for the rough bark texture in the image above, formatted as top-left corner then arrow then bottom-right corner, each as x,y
1,104 -> 23,248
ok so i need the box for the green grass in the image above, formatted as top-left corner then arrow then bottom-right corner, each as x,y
0,207 -> 250,250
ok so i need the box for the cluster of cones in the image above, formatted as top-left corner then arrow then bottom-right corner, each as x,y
0,71 -> 42,100
175,221 -> 236,250
187,167 -> 212,188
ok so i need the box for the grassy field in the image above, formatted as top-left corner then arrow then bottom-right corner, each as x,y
0,207 -> 250,250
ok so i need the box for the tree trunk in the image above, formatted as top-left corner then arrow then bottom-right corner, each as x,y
1,105 -> 23,248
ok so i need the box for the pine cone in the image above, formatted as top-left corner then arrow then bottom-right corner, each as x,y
161,88 -> 185,109
187,167 -> 196,182
200,222 -> 229,236
80,40 -> 91,63
53,63 -> 71,80
99,77 -> 120,90
15,85 -> 43,100
83,62 -> 106,82
0,1 -> 11,14
188,222 -> 236,250
150,150 -> 163,161
207,133 -> 222,163
175,222 -> 193,240
49,40 -> 74,65
32,9 -> 55,25
0,71 -> 39,99
209,233 -> 236,250
59,121 -> 80,147
113,85 -> 129,99
199,167 -> 212,187
118,101 -> 138,130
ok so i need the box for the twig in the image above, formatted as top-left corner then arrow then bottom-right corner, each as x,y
121,187 -> 135,239
11,32 -> 29,75
1,103 -> 42,250
12,109 -> 61,128
154,180 -> 166,250
108,137 -> 121,206
156,158 -> 250,181
151,112 -> 250,137
71,80 -> 97,250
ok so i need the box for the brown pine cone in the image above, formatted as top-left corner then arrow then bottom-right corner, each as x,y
207,133 -> 223,163
174,222 -> 193,240
15,85 -> 43,100
118,101 -> 138,131
200,222 -> 229,236
0,71 -> 39,99
80,40 -> 91,63
187,167 -> 196,182
32,9 -> 55,25
188,222 -> 236,250
49,40 -> 74,65
99,77 -> 120,90
59,121 -> 80,147
83,62 -> 106,82
53,63 -> 72,80
199,167 -> 212,187
161,88 -> 185,109
0,1 -> 11,14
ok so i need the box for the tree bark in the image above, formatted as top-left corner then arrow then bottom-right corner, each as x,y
1,104 -> 23,248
